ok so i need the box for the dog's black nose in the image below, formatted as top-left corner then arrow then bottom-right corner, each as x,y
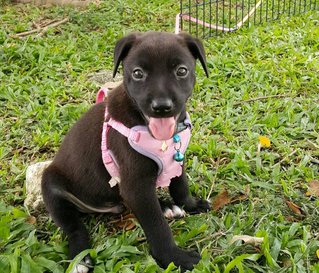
151,99 -> 173,114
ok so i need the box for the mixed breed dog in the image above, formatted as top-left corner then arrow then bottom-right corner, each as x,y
41,31 -> 211,272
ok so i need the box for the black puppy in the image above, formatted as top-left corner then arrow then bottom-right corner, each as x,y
42,31 -> 210,273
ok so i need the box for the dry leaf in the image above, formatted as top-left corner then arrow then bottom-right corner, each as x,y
120,221 -> 136,231
244,184 -> 251,195
230,194 -> 248,204
285,216 -> 300,222
286,200 -> 303,215
110,213 -> 136,231
230,235 -> 264,246
212,190 -> 231,211
26,215 -> 36,225
306,180 -> 319,197
212,189 -> 249,211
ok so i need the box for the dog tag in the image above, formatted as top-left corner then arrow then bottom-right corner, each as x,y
161,141 -> 168,152
174,151 -> 184,162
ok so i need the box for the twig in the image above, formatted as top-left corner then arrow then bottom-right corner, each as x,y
12,17 -> 69,38
40,19 -> 60,28
233,94 -> 289,106
37,17 -> 69,37
32,22 -> 41,30
13,29 -> 40,38
276,149 -> 298,165
32,19 -> 60,30
306,139 -> 319,149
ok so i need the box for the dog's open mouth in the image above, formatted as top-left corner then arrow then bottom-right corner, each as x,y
148,117 -> 176,140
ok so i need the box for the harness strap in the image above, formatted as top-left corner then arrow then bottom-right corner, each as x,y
98,87 -> 140,167
96,88 -> 107,104
108,119 -> 140,142
97,86 -> 191,189
101,123 -> 112,164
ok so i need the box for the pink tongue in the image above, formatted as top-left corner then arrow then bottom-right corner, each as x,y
148,117 -> 176,140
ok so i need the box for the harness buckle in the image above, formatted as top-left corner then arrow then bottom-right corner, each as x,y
129,130 -> 140,142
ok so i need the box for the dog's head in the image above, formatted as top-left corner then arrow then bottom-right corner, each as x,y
113,31 -> 208,140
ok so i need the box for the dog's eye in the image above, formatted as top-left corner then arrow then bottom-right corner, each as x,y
132,68 -> 144,80
176,66 -> 188,78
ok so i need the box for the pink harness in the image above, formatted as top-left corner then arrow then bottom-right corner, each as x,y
96,88 -> 191,188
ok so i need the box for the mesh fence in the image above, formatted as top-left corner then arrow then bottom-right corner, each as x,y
178,0 -> 318,38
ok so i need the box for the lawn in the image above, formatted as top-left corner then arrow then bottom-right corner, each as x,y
0,1 -> 319,272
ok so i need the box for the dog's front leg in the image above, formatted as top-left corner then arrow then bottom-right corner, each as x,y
169,169 -> 211,214
119,172 -> 201,271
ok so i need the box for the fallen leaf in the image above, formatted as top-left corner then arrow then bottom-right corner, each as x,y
230,193 -> 248,204
121,220 -> 136,231
306,180 -> 319,197
26,215 -> 36,225
212,189 -> 249,211
258,136 -> 271,148
212,190 -> 231,211
285,216 -> 300,222
230,235 -> 264,246
286,200 -> 303,215
110,213 -> 136,231
244,184 -> 251,195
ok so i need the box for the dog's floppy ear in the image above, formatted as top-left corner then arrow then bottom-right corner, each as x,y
113,33 -> 138,77
178,33 -> 209,77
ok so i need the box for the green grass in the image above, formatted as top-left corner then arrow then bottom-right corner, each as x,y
1,1 -> 319,272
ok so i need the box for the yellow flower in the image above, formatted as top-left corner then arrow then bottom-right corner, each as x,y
258,136 -> 271,148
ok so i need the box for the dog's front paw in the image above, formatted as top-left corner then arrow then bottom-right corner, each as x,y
184,198 -> 211,215
153,246 -> 201,272
71,264 -> 89,273
71,255 -> 92,273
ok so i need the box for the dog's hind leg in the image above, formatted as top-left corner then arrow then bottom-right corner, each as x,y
169,170 -> 211,214
42,166 -> 92,273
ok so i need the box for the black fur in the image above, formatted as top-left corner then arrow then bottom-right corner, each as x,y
42,31 -> 210,272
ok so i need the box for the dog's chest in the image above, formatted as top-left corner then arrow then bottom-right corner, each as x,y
102,119 -> 191,188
